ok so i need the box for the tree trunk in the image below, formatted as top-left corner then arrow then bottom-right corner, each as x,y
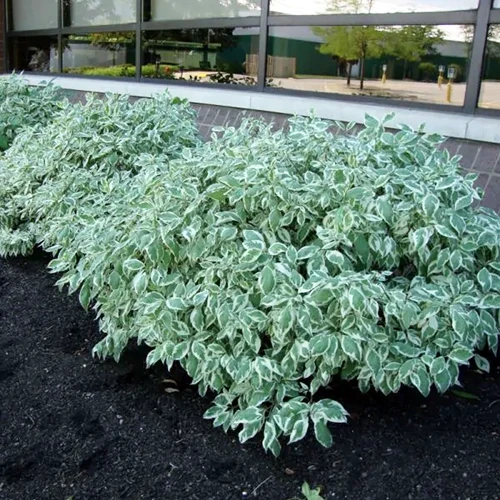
359,56 -> 365,90
403,59 -> 407,80
347,62 -> 352,86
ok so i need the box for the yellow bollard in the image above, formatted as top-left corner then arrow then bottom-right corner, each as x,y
382,73 -> 386,84
446,80 -> 453,103
445,67 -> 456,103
382,64 -> 387,84
438,65 -> 445,89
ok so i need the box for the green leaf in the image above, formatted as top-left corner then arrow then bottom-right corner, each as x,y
132,271 -> 148,295
193,290 -> 208,306
268,209 -> 281,232
79,282 -> 91,310
279,304 -> 294,333
109,270 -> 121,290
448,347 -> 472,365
232,407 -> 262,426
190,308 -> 204,331
449,213 -> 465,235
454,193 -> 473,211
430,357 -> 446,377
391,343 -> 422,358
449,250 -> 462,271
366,349 -> 381,374
480,294 -> 500,309
262,421 -> 277,451
312,400 -> 348,423
434,366 -> 452,393
289,414 -> 309,443
435,225 -> 456,239
172,340 -> 190,360
411,228 -> 432,251
410,367 -> 431,397
474,354 -> 490,372
376,198 -> 393,223
477,268 -> 492,292
239,421 -> 261,443
435,176 -> 457,190
259,266 -> 276,295
314,420 -> 333,448
308,288 -> 334,306
204,405 -> 224,420
422,193 -> 439,218
123,258 -> 144,272
341,336 -> 362,362
310,334 -> 331,356
297,245 -> 318,260
220,227 -> 238,240
354,235 -> 370,265
166,297 -> 187,311
450,307 -> 467,337
268,242 -> 287,255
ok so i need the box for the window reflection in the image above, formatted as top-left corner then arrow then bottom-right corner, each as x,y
8,36 -> 58,72
62,0 -> 136,27
62,33 -> 136,77
141,28 -> 260,85
270,0 -> 478,15
12,0 -> 58,31
479,25 -> 500,109
144,0 -> 261,21
266,25 -> 472,106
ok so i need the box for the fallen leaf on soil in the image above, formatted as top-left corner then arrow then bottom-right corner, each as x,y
162,378 -> 178,385
451,389 -> 480,401
284,468 -> 295,475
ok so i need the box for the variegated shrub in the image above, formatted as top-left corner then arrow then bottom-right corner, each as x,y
0,91 -> 201,256
0,101 -> 499,456
0,74 -> 64,151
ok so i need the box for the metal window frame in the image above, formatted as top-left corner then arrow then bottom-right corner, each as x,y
3,0 -> 500,116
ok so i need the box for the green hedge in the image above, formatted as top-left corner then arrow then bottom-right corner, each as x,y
64,64 -> 179,78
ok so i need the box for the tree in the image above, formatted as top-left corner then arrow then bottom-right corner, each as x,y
462,25 -> 500,63
387,26 -> 444,80
313,0 -> 392,90
314,25 -> 389,90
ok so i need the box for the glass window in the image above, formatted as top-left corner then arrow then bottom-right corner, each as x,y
479,25 -> 500,109
12,0 -> 58,31
8,36 -> 58,72
494,0 -> 500,8
269,0 -> 478,15
266,25 -> 473,106
144,0 -> 261,21
62,33 -> 136,77
141,28 -> 260,85
63,0 -> 136,27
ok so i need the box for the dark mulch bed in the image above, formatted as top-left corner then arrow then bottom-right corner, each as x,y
1,251 -> 500,500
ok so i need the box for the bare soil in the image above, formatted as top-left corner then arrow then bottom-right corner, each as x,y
1,251 -> 500,500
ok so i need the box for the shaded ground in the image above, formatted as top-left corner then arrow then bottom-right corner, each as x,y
1,251 -> 500,500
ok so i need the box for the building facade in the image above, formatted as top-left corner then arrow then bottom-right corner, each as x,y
2,1 -> 500,111
3,1 -> 500,211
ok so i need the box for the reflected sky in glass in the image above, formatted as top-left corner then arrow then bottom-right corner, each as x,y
271,0 -> 478,15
